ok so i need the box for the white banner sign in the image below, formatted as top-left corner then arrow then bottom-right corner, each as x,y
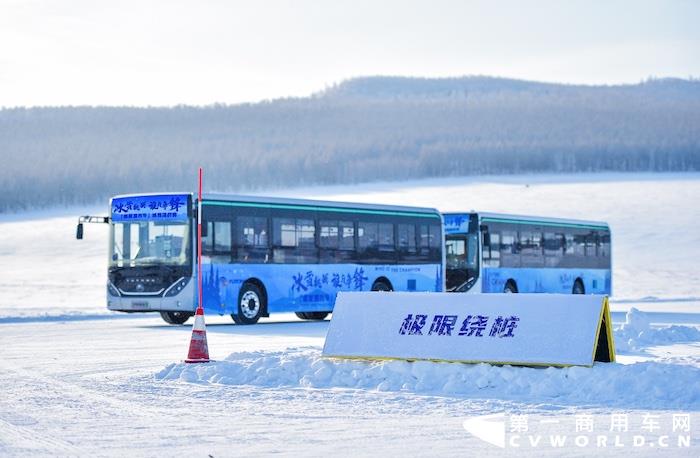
323,292 -> 614,367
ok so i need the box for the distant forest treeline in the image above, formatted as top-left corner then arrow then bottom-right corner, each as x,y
1,76 -> 699,211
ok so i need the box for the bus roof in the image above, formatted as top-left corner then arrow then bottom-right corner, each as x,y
111,192 -> 441,218
444,211 -> 609,230
202,193 -> 441,217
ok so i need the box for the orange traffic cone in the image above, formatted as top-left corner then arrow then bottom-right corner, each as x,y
185,307 -> 210,363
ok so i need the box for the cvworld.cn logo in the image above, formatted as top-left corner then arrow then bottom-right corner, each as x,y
463,413 -> 506,448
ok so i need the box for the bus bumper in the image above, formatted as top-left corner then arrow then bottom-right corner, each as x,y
106,281 -> 196,313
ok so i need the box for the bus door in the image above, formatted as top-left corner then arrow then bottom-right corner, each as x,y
445,235 -> 468,291
445,231 -> 480,292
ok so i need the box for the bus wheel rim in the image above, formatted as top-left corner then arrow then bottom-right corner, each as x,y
240,291 -> 260,318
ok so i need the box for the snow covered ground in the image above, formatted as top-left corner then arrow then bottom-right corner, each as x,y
1,173 -> 699,456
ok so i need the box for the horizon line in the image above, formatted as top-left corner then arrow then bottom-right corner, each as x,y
1,74 -> 697,111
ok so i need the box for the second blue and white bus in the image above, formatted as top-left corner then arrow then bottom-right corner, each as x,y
443,212 -> 611,295
98,193 -> 444,324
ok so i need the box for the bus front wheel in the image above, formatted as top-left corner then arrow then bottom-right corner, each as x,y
572,280 -> 585,294
233,283 -> 264,325
159,311 -> 193,325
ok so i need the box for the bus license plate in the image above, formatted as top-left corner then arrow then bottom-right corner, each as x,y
131,301 -> 150,309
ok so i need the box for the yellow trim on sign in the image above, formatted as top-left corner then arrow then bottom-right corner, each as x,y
323,354 -> 587,368
592,298 -> 606,364
604,297 -> 616,362
590,296 -> 616,364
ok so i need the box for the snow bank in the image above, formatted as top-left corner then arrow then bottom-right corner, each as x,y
156,347 -> 700,410
614,308 -> 700,351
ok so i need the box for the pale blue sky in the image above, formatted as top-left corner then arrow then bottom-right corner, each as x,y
1,0 -> 698,106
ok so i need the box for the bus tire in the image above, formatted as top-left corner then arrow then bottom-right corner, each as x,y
503,281 -> 518,293
295,312 -> 329,320
159,311 -> 193,325
371,280 -> 393,292
572,279 -> 585,294
233,283 -> 264,325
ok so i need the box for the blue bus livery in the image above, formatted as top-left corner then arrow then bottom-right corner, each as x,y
443,212 -> 611,296
102,193 -> 444,324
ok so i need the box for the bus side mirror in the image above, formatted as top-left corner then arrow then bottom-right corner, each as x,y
76,223 -> 84,240
483,232 -> 490,246
201,221 -> 208,237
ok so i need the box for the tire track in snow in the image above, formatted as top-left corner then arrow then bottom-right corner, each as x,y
0,365 -> 176,454
2,364 -> 170,418
0,416 -> 81,455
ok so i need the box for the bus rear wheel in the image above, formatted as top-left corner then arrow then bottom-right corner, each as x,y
232,283 -> 264,325
371,280 -> 393,292
295,312 -> 329,320
159,311 -> 193,325
503,281 -> 518,293
572,280 -> 585,294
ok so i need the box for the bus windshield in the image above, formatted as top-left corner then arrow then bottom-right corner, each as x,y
110,220 -> 190,268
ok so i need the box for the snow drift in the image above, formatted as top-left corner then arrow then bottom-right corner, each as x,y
615,308 -> 700,351
156,346 -> 700,410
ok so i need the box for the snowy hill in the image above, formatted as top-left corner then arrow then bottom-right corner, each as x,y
318,76 -> 700,101
1,76 -> 699,212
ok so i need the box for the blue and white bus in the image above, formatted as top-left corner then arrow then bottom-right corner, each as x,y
443,212 -> 611,295
89,193 -> 444,324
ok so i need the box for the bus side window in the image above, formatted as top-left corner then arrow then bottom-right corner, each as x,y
338,221 -> 355,262
490,232 -> 500,263
319,219 -> 357,263
236,216 -> 268,263
378,223 -> 395,253
202,221 -> 214,254
520,230 -> 544,267
501,231 -> 517,254
272,218 -> 317,263
564,233 -> 575,255
520,231 -> 532,254
500,230 -> 519,268
544,232 -> 563,267
339,222 -> 354,250
428,224 -> 442,262
213,222 -> 231,252
585,232 -> 597,257
417,224 -> 430,260
482,230 -> 490,261
573,233 -> 586,257
273,218 -> 296,247
398,223 -> 416,254
319,220 -> 339,249
599,231 -> 611,267
297,219 -> 315,249
358,222 -> 379,261
200,220 -> 232,263
482,231 -> 500,267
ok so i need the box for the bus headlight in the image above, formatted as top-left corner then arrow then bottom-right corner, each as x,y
165,277 -> 191,297
107,282 -> 121,297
